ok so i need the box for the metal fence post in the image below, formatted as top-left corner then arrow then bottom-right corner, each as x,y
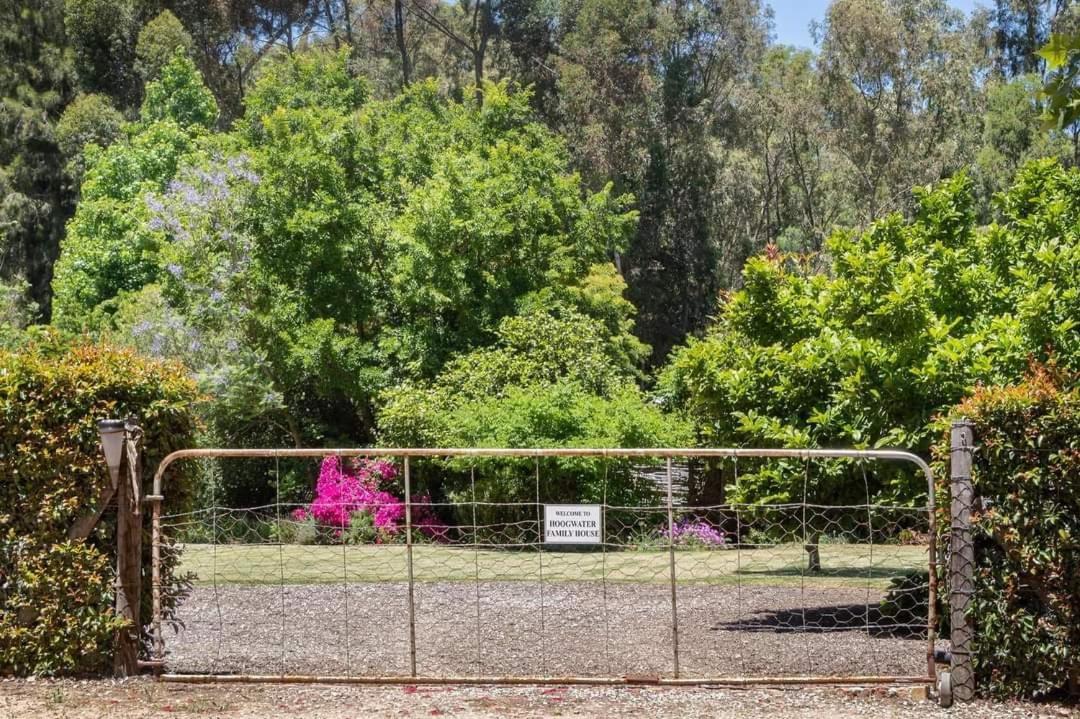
666,458 -> 680,678
949,420 -> 976,702
404,456 -> 417,677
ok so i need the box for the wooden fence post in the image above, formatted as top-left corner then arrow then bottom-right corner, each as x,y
113,421 -> 143,677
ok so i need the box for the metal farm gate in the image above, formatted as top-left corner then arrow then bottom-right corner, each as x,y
147,448 -> 940,688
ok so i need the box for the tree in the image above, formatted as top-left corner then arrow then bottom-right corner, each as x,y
61,50 -> 638,449
973,74 -> 1071,204
815,0 -> 989,225
55,93 -> 125,187
63,0 -> 139,104
662,162 -> 1080,509
135,10 -> 195,81
556,0 -> 770,360
378,303 -> 689,505
0,0 -> 76,318
990,0 -> 1066,77
51,52 -> 217,325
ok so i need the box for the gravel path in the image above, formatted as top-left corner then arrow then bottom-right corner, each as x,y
168,582 -> 934,679
3,678 -> 1074,718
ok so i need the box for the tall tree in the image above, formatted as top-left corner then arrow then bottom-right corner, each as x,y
557,0 -> 770,361
816,0 -> 989,225
0,0 -> 76,317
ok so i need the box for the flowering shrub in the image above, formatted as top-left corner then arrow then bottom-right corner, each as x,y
298,457 -> 447,542
668,518 -> 727,548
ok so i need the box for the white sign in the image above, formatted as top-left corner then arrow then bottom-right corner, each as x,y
544,504 -> 602,544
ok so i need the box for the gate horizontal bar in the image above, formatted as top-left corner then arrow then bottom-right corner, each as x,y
152,447 -> 934,497
160,674 -> 936,686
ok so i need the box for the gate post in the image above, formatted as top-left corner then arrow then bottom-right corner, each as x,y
949,420 -> 976,702
114,420 -> 143,677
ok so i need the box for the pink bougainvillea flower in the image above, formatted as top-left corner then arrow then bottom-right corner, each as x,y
303,456 -> 445,539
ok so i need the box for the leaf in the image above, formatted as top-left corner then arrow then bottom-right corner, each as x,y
1037,33 -> 1076,70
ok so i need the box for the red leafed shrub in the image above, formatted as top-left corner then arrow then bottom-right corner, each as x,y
934,363 -> 1080,698
0,332 -> 198,675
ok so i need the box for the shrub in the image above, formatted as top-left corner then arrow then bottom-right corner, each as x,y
0,334 -> 198,675
663,162 -> 1080,507
668,518 -> 727,548
933,364 -> 1080,698
299,456 -> 446,542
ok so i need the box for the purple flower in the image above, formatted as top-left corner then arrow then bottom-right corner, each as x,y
668,518 -> 726,547
144,193 -> 165,214
166,263 -> 183,278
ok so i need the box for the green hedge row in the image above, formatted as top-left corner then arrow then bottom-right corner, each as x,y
0,333 -> 197,675
935,364 -> 1079,698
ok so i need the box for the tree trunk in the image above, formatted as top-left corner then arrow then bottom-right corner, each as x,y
472,1 -> 491,104
342,0 -> 354,47
805,531 -> 821,573
394,0 -> 411,87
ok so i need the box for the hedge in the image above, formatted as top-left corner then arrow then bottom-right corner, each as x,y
934,364 -> 1079,698
0,333 -> 198,675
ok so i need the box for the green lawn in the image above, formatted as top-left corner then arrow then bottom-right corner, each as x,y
178,542 -> 926,589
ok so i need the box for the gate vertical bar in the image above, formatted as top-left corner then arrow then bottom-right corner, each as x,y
949,420 -> 976,702
150,492 -> 163,665
404,456 -> 417,677
665,457 -> 680,678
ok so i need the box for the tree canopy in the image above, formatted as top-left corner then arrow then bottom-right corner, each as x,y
661,161 -> 1080,504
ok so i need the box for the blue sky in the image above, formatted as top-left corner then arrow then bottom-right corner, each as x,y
771,0 -> 986,49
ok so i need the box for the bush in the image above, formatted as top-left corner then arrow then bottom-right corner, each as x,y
662,162 -> 1080,506
934,364 -> 1080,698
379,304 -> 690,511
0,334 -> 198,675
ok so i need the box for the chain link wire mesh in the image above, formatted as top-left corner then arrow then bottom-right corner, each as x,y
154,449 -> 938,683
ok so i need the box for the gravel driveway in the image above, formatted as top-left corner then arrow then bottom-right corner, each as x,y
3,678 -> 1073,718
167,581 -> 934,679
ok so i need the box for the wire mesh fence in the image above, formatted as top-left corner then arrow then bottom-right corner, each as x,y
151,449 -> 939,684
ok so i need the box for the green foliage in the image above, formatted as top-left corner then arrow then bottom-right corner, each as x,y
63,0 -> 137,103
51,69 -> 213,327
0,336 -> 198,675
1038,33 -> 1080,129
0,277 -> 40,340
135,10 -> 194,81
0,0 -> 77,313
662,162 -> 1080,505
140,51 -> 219,130
55,93 -> 124,185
115,54 -> 636,451
934,366 -> 1080,698
240,47 -> 368,131
379,306 -> 689,506
973,75 -> 1072,209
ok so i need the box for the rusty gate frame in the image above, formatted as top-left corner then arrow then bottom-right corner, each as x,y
146,447 -> 938,687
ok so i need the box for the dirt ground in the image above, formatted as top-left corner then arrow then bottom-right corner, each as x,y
1,678 -> 1075,718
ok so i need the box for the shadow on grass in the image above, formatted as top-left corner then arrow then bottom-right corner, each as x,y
709,603 -> 928,638
734,565 -> 918,580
